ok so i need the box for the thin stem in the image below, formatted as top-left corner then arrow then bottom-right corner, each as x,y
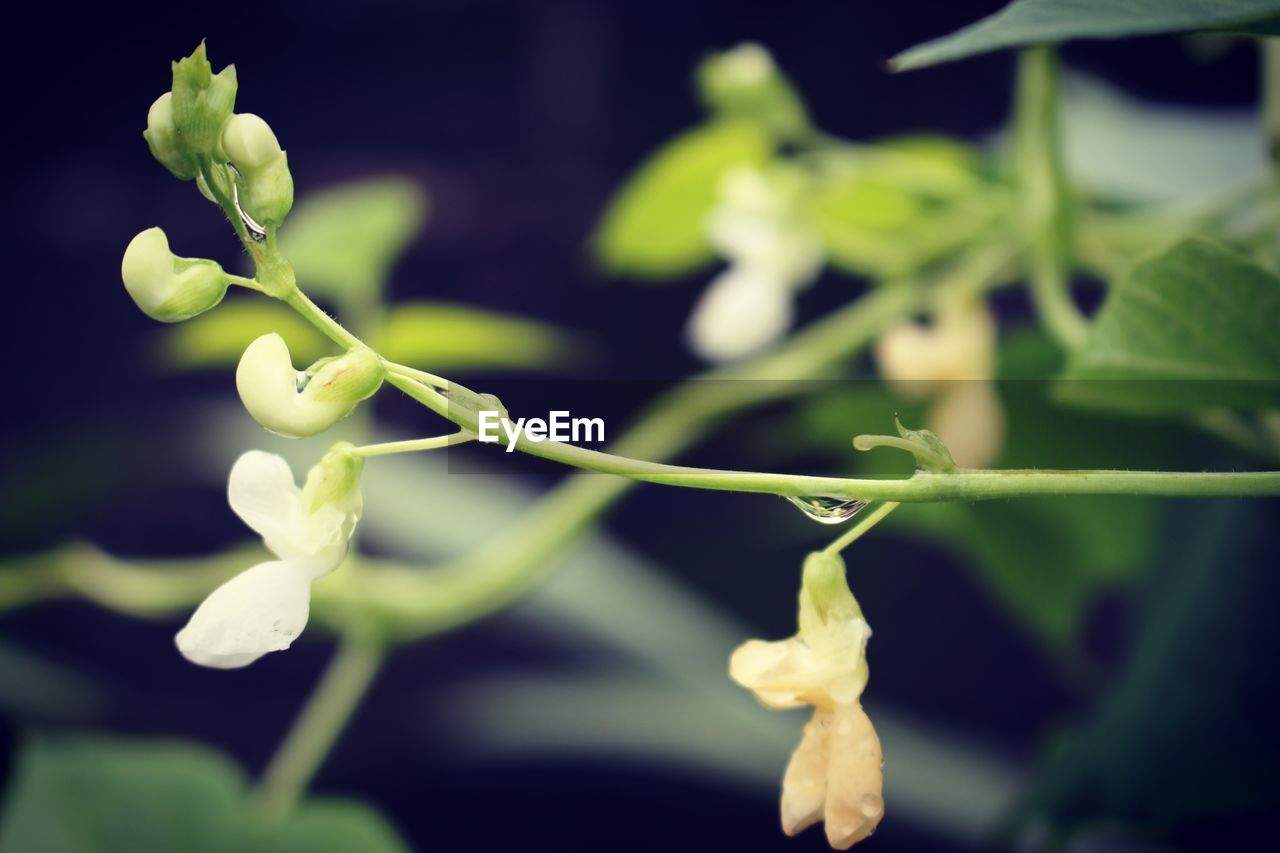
1014,47 -> 1088,350
228,274 -> 266,292
824,502 -> 900,555
354,432 -> 474,457
253,636 -> 384,821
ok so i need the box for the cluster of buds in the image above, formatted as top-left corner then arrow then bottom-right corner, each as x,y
142,42 -> 292,229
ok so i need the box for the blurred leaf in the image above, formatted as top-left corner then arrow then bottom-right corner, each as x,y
891,0 -> 1280,72
1027,499 -> 1280,835
1061,238 -> 1280,415
695,44 -> 810,140
1062,74 -> 1266,204
161,300 -> 332,370
592,120 -> 771,279
279,178 -> 428,302
0,739 -> 409,853
812,139 -> 996,279
250,801 -> 409,853
0,739 -> 244,853
373,301 -> 576,371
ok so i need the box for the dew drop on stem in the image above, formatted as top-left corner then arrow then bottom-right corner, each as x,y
785,496 -> 868,524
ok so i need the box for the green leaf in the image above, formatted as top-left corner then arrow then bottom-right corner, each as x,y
251,801 -> 409,853
592,120 -> 772,279
373,301 -> 577,372
279,178 -> 428,301
891,0 -> 1280,72
1061,238 -> 1280,415
812,138 -> 996,278
0,739 -> 245,853
160,299 -> 333,370
0,739 -> 410,853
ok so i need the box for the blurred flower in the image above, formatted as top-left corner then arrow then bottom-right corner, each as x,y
875,299 -> 1004,468
236,333 -> 385,438
730,552 -> 884,849
688,166 -> 823,362
175,448 -> 363,668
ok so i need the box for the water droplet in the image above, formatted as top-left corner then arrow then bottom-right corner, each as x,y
227,164 -> 268,242
785,495 -> 868,525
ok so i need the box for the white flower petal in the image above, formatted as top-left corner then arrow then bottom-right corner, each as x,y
227,450 -> 308,559
687,268 -> 794,363
236,333 -> 352,438
175,560 -> 312,669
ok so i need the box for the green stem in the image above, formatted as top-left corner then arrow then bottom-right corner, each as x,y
824,502 -> 900,555
353,432 -> 473,457
253,636 -> 385,821
1014,47 -> 1088,350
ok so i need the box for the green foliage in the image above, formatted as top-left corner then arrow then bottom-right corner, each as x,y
592,120 -> 772,279
374,301 -> 576,371
812,138 -> 998,278
0,739 -> 408,853
891,0 -> 1280,71
696,44 -> 811,141
1061,238 -> 1280,414
161,300 -> 333,369
279,179 -> 428,302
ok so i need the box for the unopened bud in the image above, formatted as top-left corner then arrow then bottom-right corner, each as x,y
800,551 -> 860,626
168,42 -> 238,160
121,227 -> 228,322
143,93 -> 196,180
301,442 -> 365,517
236,334 -> 384,438
222,113 -> 282,170
697,43 -> 809,140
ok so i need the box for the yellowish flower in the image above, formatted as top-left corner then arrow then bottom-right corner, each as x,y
729,552 -> 884,848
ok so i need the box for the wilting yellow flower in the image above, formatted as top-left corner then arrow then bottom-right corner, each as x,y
875,298 -> 1004,468
729,552 -> 884,849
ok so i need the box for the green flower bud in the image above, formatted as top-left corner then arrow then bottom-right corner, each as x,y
697,43 -> 809,140
301,442 -> 365,517
222,113 -> 283,170
800,551 -> 861,626
236,334 -> 384,438
143,93 -> 196,180
121,227 -> 229,322
169,42 -> 238,161
236,153 -> 294,227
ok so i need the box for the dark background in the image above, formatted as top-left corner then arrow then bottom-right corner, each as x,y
0,2 -> 1274,851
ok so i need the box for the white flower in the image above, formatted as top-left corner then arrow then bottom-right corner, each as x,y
236,334 -> 384,438
175,449 -> 362,669
688,166 -> 823,363
730,553 -> 884,849
687,267 -> 794,362
875,299 -> 1004,468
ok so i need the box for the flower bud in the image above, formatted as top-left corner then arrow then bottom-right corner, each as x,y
237,153 -> 294,227
301,442 -> 365,518
169,42 -> 238,158
236,334 -> 385,438
696,43 -> 809,140
121,227 -> 229,322
143,93 -> 196,180
222,113 -> 282,170
800,551 -> 860,626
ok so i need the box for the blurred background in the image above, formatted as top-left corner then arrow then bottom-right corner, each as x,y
2,1 -> 1277,851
